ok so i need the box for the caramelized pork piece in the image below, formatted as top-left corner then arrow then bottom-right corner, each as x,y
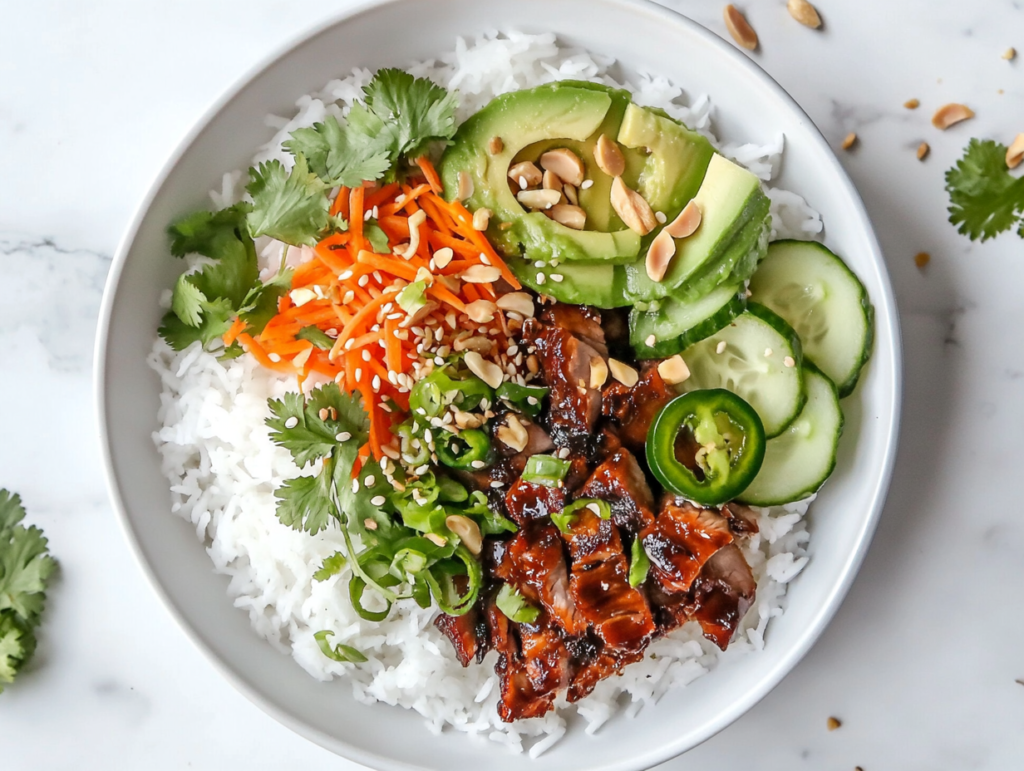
522,318 -> 603,446
722,501 -> 760,536
686,544 -> 756,650
568,647 -> 645,702
493,521 -> 586,636
434,601 -> 490,666
487,603 -> 565,721
539,303 -> 608,358
561,508 -> 655,652
601,362 -> 676,453
641,498 -> 734,594
504,478 -> 566,526
578,448 -> 656,535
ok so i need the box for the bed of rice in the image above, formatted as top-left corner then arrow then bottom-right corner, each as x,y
150,31 -> 821,756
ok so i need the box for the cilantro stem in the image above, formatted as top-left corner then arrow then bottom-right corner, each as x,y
330,485 -> 399,603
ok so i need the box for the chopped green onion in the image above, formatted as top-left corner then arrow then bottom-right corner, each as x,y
389,548 -> 428,579
496,382 -> 549,418
496,583 -> 540,624
314,630 -> 368,663
628,538 -> 650,588
521,454 -> 571,487
436,429 -> 493,470
551,498 -> 611,534
437,475 -> 468,503
425,546 -> 482,616
464,490 -> 518,536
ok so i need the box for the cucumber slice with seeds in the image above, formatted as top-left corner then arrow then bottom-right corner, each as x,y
749,240 -> 873,398
679,303 -> 805,438
629,282 -> 746,359
739,363 -> 844,506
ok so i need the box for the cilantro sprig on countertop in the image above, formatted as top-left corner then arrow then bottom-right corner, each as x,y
159,68 -> 459,354
0,490 -> 58,693
945,138 -> 1024,242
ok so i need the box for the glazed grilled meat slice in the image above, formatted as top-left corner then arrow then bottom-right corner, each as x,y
501,423 -> 556,476
568,647 -> 645,703
522,317 -> 604,447
686,543 -> 756,650
641,497 -> 734,594
722,501 -> 760,536
487,603 -> 569,721
434,601 -> 490,666
601,362 -> 676,453
539,303 -> 608,358
561,508 -> 655,652
492,521 -> 586,636
578,448 -> 656,535
504,478 -> 567,526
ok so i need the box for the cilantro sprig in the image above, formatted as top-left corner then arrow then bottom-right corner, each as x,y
0,490 -> 58,693
946,138 -> 1024,242
283,68 -> 458,187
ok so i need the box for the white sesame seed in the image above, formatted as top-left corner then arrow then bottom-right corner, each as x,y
518,176 -> 528,190
581,179 -> 594,189
764,348 -> 773,357
558,447 -> 571,459
715,341 -> 727,354
480,253 -> 491,265
326,328 -> 338,337
372,375 -> 381,391
352,479 -> 360,493
536,273 -> 546,285
373,271 -> 383,283
586,502 -> 602,516
534,261 -> 545,269
423,429 -> 433,444
284,416 -> 299,429
527,396 -> 538,406
336,431 -> 351,441
370,495 -> 386,506
355,368 -> 362,382
268,353 -> 281,362
490,480 -> 505,489
550,274 -> 564,282
784,356 -> 796,367
645,334 -> 657,347
358,274 -> 369,287
372,205 -> 379,219
364,209 -> 372,221
362,349 -> 371,362
364,475 -> 376,486
655,211 -> 667,224
340,270 -> 354,280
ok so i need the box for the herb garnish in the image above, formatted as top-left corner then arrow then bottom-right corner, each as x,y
0,490 -> 58,693
945,138 -> 1024,242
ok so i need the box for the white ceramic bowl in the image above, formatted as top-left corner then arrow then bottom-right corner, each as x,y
95,1 -> 901,768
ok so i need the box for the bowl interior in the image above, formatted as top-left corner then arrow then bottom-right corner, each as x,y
96,1 -> 900,769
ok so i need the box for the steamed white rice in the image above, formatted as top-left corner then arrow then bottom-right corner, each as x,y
153,31 -> 817,755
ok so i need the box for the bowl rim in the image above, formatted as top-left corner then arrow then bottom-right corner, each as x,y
94,0 -> 903,767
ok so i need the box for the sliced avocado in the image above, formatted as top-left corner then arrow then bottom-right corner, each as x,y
440,83 -> 641,266
616,103 -> 715,227
508,257 -> 630,309
624,153 -> 771,302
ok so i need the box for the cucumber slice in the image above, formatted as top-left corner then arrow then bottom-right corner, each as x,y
679,303 -> 805,437
738,364 -> 844,506
629,282 -> 746,359
749,240 -> 874,398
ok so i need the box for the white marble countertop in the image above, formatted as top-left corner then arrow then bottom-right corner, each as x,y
2,0 -> 1022,768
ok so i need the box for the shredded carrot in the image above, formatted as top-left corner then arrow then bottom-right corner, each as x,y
415,157 -> 444,195
239,170 -> 528,461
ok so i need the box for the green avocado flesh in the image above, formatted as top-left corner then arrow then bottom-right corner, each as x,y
439,82 -> 771,313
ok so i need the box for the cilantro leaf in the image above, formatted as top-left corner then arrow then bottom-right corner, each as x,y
296,325 -> 334,350
362,69 -> 459,159
238,269 -> 293,338
284,115 -> 392,188
0,490 -> 56,693
168,205 -> 251,261
946,138 -> 1024,242
246,155 -> 330,247
160,203 -> 262,351
275,471 -> 336,535
364,221 -> 390,254
313,552 -> 347,581
0,613 -> 28,689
